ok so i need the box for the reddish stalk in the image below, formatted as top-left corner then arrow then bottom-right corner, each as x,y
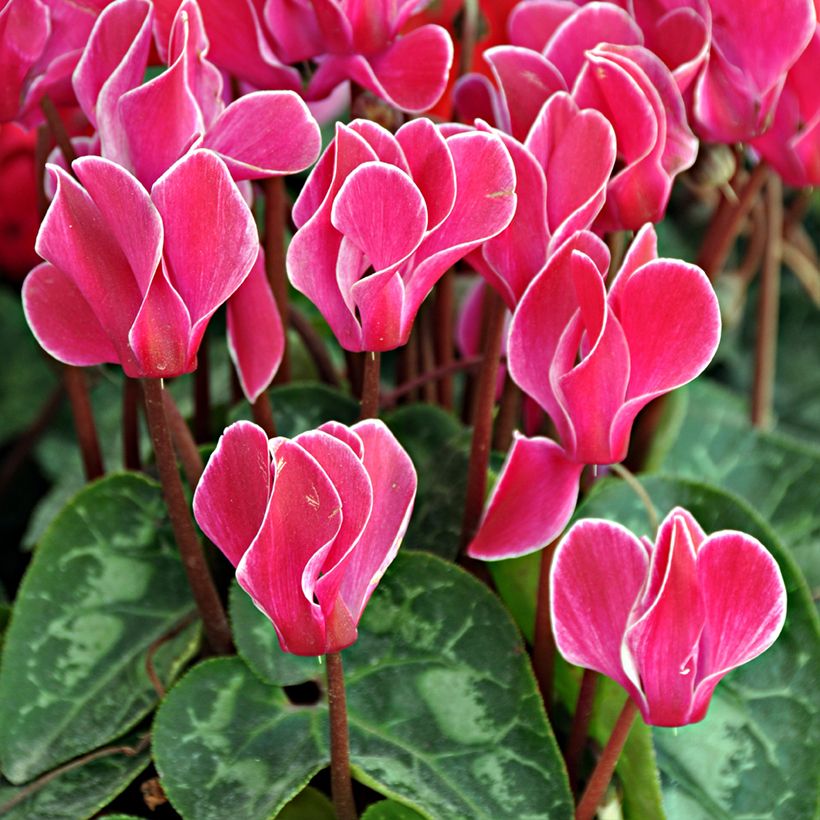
697,161 -> 769,281
360,351 -> 381,420
381,355 -> 482,410
40,95 -> 75,170
161,389 -> 204,489
289,307 -> 342,387
251,391 -> 277,438
575,698 -> 639,820
532,538 -> 559,710
265,177 -> 291,383
123,377 -> 142,471
565,669 -> 599,793
459,290 -> 506,551
751,172 -> 783,429
492,373 -> 520,452
64,366 -> 105,481
419,305 -> 438,405
434,272 -> 455,410
142,378 -> 231,655
326,652 -> 358,820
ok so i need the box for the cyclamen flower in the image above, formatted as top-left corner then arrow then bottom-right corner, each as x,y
287,117 -> 516,352
194,420 -> 417,656
467,226 -> 720,560
551,508 -> 787,726
23,149 -> 258,378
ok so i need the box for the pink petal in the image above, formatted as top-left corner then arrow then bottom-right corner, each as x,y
348,120 -> 410,173
525,92 -> 615,249
609,259 -> 720,459
624,511 -> 705,726
35,163 -> 144,368
128,261 -> 193,377
351,268 -> 406,351
331,162 -> 427,271
544,2 -> 643,85
263,0 -> 325,63
607,222 -> 657,310
483,46 -> 566,141
0,0 -> 50,122
237,438 -> 343,656
689,531 -> 787,722
476,124 -> 549,309
452,73 -> 498,130
551,518 -> 648,697
336,420 -> 416,619
201,91 -> 321,180
507,0 -> 577,52
151,149 -> 258,334
22,262 -> 119,367
467,434 -> 584,560
404,130 -> 516,323
193,420 -> 272,567
227,247 -> 284,402
395,117 -> 456,232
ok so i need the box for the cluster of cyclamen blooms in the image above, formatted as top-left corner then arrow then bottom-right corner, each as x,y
7,0 -> 802,728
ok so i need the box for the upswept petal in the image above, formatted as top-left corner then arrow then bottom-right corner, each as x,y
348,120 -> 410,173
689,531 -> 787,722
508,231 -> 610,429
507,0 -> 577,52
193,420 -> 272,568
550,518 -> 648,693
331,162 -> 427,271
475,124 -> 549,308
525,92 -> 615,249
263,0 -> 325,63
483,46 -> 566,141
395,117 -> 456,232
624,511 -> 705,726
201,90 -> 321,180
467,433 -> 584,560
452,73 -> 498,130
35,164 -> 144,366
227,247 -> 284,402
607,222 -> 657,308
22,262 -> 119,367
236,438 -> 342,656
336,420 -> 416,619
151,149 -> 258,333
73,155 -> 163,295
0,0 -> 50,122
351,268 -> 406,351
544,1 -> 643,85
404,130 -> 516,315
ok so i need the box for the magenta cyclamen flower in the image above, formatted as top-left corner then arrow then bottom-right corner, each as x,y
467,226 -> 720,560
194,420 -> 417,656
551,508 -> 787,726
288,117 -> 516,352
23,149 -> 258,378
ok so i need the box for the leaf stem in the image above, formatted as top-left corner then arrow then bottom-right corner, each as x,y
360,351 -> 381,420
326,652 -> 357,820
575,697 -> 638,820
142,378 -> 232,655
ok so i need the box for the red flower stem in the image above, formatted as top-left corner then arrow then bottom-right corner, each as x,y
382,355 -> 482,410
142,378 -> 231,655
289,307 -> 342,388
40,94 -> 76,169
345,350 -> 364,399
434,272 -> 455,410
64,366 -> 105,481
459,290 -> 506,551
751,171 -> 783,429
251,392 -> 277,438
419,305 -> 438,405
697,161 -> 768,281
533,538 -> 559,711
161,389 -> 204,489
326,652 -> 357,820
360,351 -> 381,420
565,669 -> 599,793
492,373 -> 520,452
265,176 -> 291,383
575,697 -> 639,820
193,334 -> 211,442
123,377 -> 142,471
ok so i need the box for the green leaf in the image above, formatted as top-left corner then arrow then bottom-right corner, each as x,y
487,551 -> 541,644
0,474 -> 199,783
0,730 -> 150,820
0,291 -> 59,447
276,786 -> 334,819
22,472 -> 86,550
361,799 -> 426,819
576,475 -> 819,820
385,404 -> 470,560
153,656 -> 326,820
651,379 -> 820,593
230,581 -> 322,686
160,552 -> 573,819
228,382 -> 359,437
